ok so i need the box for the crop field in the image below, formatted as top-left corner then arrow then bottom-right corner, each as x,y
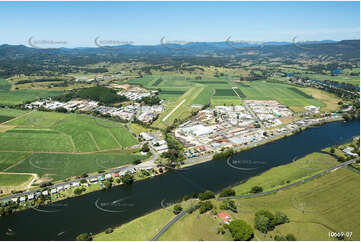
0,128 -> 74,152
0,152 -> 30,171
0,108 -> 29,123
0,78 -> 62,105
158,88 -> 188,101
7,152 -> 147,182
306,73 -> 360,86
4,111 -> 138,153
0,173 -> 32,187
235,81 -> 325,109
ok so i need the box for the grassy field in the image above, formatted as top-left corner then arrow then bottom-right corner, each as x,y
233,152 -> 339,195
152,87 -> 204,129
0,173 -> 32,186
0,128 -> 74,152
7,151 -> 147,182
234,81 -> 325,110
125,74 -> 336,110
0,174 -> 33,190
159,168 -> 359,241
4,111 -> 138,152
0,152 -> 30,171
0,78 -> 62,105
94,209 -> 174,241
305,74 -> 360,87
0,108 -> 29,123
93,152 -> 359,241
0,109 -> 142,185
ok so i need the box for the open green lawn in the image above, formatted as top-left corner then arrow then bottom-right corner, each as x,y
0,173 -> 32,186
7,151 -> 147,182
0,152 -> 30,171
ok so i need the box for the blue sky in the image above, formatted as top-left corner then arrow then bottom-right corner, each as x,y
0,1 -> 359,47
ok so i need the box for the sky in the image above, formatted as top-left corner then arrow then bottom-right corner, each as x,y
0,1 -> 359,47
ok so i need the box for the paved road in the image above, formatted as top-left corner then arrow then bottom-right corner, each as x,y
217,158 -> 359,201
151,209 -> 189,241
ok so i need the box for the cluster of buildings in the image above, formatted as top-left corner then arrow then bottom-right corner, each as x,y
25,99 -> 99,111
174,104 -> 267,155
117,86 -> 158,101
25,99 -> 165,123
174,101 -> 339,158
244,100 -> 293,128
140,132 -> 169,154
2,166 -> 155,205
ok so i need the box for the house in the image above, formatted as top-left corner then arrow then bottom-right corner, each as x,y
89,178 -> 98,183
105,174 -> 112,179
57,186 -> 64,192
42,190 -> 49,196
343,147 -> 358,157
64,184 -> 71,189
50,189 -> 57,194
112,173 -> 119,178
98,176 -> 105,181
28,194 -> 35,200
72,182 -> 80,187
11,198 -> 18,203
218,211 -> 232,225
20,197 -> 26,202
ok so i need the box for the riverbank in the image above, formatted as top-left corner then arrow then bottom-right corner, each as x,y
0,119 -> 358,241
0,116 -> 347,216
181,115 -> 344,168
93,147 -> 360,241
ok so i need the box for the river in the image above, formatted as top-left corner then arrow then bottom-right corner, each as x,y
0,120 -> 359,241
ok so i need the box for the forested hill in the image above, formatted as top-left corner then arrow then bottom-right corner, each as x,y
0,40 -> 359,78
